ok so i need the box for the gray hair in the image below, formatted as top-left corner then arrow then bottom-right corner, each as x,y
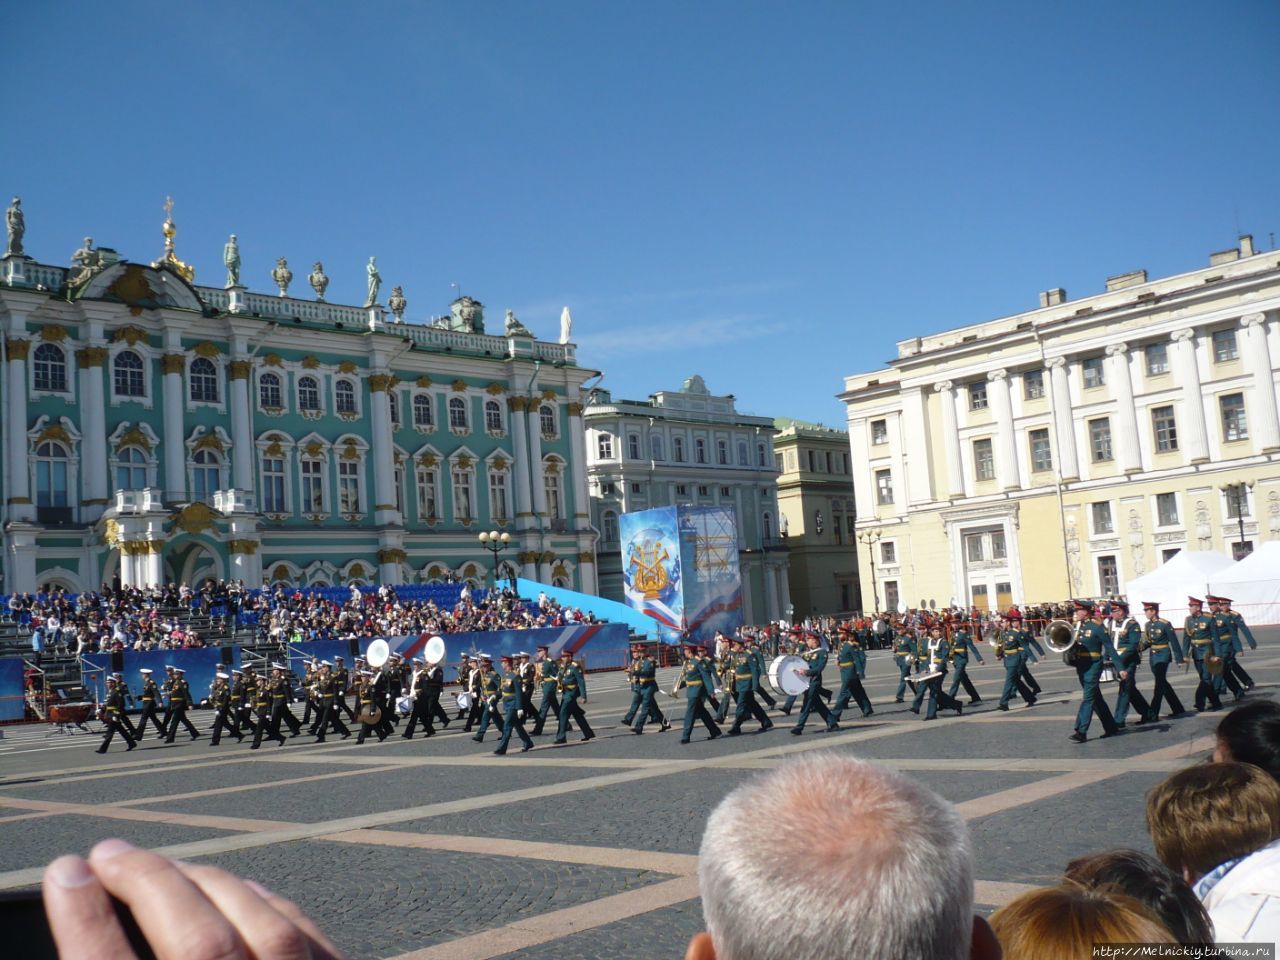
698,754 -> 974,960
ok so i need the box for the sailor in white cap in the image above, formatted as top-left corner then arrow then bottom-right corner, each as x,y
313,660 -> 351,743
163,667 -> 201,744
96,674 -> 137,754
268,662 -> 302,740
333,655 -> 356,723
135,666 -> 165,739
208,671 -> 242,746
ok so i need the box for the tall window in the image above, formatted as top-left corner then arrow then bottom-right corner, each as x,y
1029,428 -> 1052,472
716,439 -> 728,465
1212,329 -> 1238,362
298,375 -> 320,412
881,541 -> 896,564
757,442 -> 768,466
1091,501 -> 1113,534
452,467 -> 473,521
335,380 -> 356,415
1155,492 -> 1179,526
1151,405 -> 1178,452
192,450 -> 220,501
1097,556 -> 1119,596
544,468 -> 563,519
448,396 -> 468,431
262,455 -> 286,513
738,440 -> 750,465
1145,343 -> 1169,376
113,350 -> 145,398
871,419 -> 888,444
651,435 -> 665,460
35,442 -> 69,507
416,466 -> 438,521
1082,357 -> 1105,389
597,433 -> 614,459
115,447 -> 147,492
875,469 -> 893,505
965,532 -> 985,562
973,438 -> 995,481
627,434 -> 641,459
488,470 -> 509,521
1089,418 -> 1113,462
338,460 -> 360,513
539,404 -> 556,438
259,372 -> 282,409
1022,369 -> 1044,400
1220,393 -> 1248,441
1224,485 -> 1252,521
388,392 -> 400,428
990,530 -> 1007,560
189,358 -> 219,403
33,344 -> 68,392
394,463 -> 405,515
695,438 -> 707,463
602,510 -> 619,542
484,400 -> 503,433
300,459 -> 324,513
968,381 -> 988,410
413,394 -> 433,428
672,436 -> 685,462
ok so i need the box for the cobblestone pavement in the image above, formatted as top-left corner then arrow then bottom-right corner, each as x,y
1,632 -> 1276,959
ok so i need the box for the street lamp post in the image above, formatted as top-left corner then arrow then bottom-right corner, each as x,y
1220,481 -> 1255,559
478,530 -> 511,591
855,529 -> 882,613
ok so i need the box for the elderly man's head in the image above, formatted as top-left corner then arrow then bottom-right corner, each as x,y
687,754 -> 998,960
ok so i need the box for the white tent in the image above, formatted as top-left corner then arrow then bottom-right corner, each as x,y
1208,541 -> 1280,626
1124,549 -> 1236,622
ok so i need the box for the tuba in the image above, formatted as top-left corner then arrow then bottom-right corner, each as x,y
1044,619 -> 1076,654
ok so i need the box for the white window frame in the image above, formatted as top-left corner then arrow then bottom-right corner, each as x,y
187,356 -> 223,409
448,395 -> 470,435
297,374 -> 324,418
412,391 -> 435,432
486,457 -> 511,523
1154,491 -> 1180,528
596,432 -> 614,459
257,370 -> 284,413
334,377 -> 360,419
484,399 -> 505,436
31,342 -> 72,399
1220,392 -> 1248,442
110,346 -> 153,407
539,403 -> 558,440
1145,342 -> 1169,376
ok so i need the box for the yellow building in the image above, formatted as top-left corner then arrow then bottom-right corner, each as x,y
839,236 -> 1280,612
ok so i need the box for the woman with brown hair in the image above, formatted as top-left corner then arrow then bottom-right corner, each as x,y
990,885 -> 1175,959
1064,849 -> 1214,945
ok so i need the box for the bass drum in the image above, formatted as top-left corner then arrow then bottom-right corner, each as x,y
767,655 -> 810,697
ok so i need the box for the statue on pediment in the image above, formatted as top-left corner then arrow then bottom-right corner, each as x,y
68,237 -> 103,286
223,234 -> 241,287
5,197 -> 24,257
449,295 -> 485,334
504,309 -> 531,337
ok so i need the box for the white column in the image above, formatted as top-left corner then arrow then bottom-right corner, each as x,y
764,563 -> 780,620
566,399 -> 591,529
1170,329 -> 1210,463
367,375 -> 398,524
934,381 -> 963,497
1240,313 -> 1280,452
509,398 -> 534,528
987,369 -> 1019,491
228,359 -> 254,492
118,546 -> 137,588
78,347 -> 109,518
527,407 -> 546,516
142,544 -> 163,588
6,338 -> 33,519
1105,343 -> 1142,473
1046,357 -> 1080,480
849,418 -> 874,522
778,562 -> 792,616
902,386 -> 934,505
160,354 -> 186,501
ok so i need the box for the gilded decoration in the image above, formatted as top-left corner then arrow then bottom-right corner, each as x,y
577,551 -> 594,563
490,455 -> 509,472
348,563 -> 367,580
485,382 -> 506,395
377,548 -> 408,565
508,396 -> 528,412
117,426 -> 152,452
301,356 -> 319,369
552,562 -> 568,578
38,325 -> 69,343
228,359 -> 252,380
516,551 -> 537,565
271,564 -> 291,581
451,379 -> 467,392
112,325 -> 148,346
540,550 -> 556,563
567,402 -> 583,417
107,268 -> 156,309
193,341 -> 221,359
415,375 -> 432,388
263,353 -> 283,367
35,422 -> 72,446
173,502 -> 218,535
544,461 -> 561,475
338,360 -> 357,374
194,433 -> 225,454
160,354 -> 185,374
541,389 -> 556,401
374,503 -> 396,512
368,373 -> 393,393
418,453 -> 438,468
76,347 -> 108,369
5,338 -> 31,360
303,442 -> 324,458
393,451 -> 404,466
455,454 -> 474,470
102,518 -> 121,548
227,539 -> 259,555
340,442 -> 360,461
263,440 -> 285,458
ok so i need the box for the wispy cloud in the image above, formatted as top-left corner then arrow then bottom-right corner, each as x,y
575,314 -> 785,355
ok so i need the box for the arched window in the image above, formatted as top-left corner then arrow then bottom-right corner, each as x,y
485,400 -> 503,433
413,394 -> 433,428
297,375 -> 320,411
192,449 -> 220,501
335,379 -> 356,414
597,433 -> 614,459
651,435 -> 665,461
115,447 -> 147,492
448,396 -> 468,431
602,510 -> 619,542
35,441 -> 70,507
190,357 -> 219,403
388,392 -> 400,427
113,350 -> 145,398
33,344 -> 68,392
539,404 -> 556,438
259,372 -> 282,409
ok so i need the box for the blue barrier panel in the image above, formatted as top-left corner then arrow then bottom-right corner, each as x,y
83,649 -> 235,707
515,578 -> 658,640
0,657 -> 26,721
358,623 -> 631,676
283,640 -> 350,676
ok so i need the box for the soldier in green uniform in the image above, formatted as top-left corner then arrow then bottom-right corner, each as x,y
1207,596 -> 1246,702
470,655 -> 504,742
552,649 -> 595,744
1184,596 -> 1223,712
1214,595 -> 1257,692
492,656 -> 535,755
912,625 -> 964,721
892,627 -> 917,703
790,633 -> 833,735
830,626 -> 873,723
95,676 -> 137,754
531,645 -> 562,736
676,643 -> 721,744
135,667 -> 165,739
1069,600 -> 1120,742
995,616 -> 1037,711
1108,602 -> 1151,727
1141,601 -> 1186,721
164,668 -> 200,743
747,634 -> 777,709
947,623 -> 984,705
853,620 -> 872,678
628,642 -> 668,734
727,638 -> 774,735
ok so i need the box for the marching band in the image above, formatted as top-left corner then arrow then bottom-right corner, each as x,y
91,594 -> 1264,756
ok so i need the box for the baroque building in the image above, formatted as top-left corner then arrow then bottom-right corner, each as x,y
840,235 -> 1280,612
0,206 -> 598,594
772,417 -> 861,617
583,375 -> 790,624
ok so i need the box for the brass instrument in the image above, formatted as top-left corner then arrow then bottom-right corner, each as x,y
1045,618 -> 1079,663
1206,652 -> 1225,676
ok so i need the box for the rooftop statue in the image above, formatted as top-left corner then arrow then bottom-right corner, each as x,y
272,257 -> 292,297
364,256 -> 381,307
68,237 -> 102,286
559,305 -> 572,344
223,234 -> 241,287
388,285 -> 407,322
5,197 -> 24,257
309,261 -> 329,301
449,295 -> 485,334
504,308 -> 532,337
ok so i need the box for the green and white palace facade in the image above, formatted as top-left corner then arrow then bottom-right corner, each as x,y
0,240 -> 599,595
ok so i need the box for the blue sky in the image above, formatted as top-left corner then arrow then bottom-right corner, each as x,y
8,1 -> 1279,427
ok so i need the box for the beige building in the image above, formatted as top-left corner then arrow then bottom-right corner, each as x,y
839,236 -> 1280,613
772,418 -> 862,617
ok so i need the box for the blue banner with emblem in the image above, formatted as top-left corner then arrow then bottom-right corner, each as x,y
619,506 -> 685,642
678,505 -> 744,644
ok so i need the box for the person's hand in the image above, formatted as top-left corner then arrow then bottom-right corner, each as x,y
43,839 -> 345,959
1120,670 -> 1129,680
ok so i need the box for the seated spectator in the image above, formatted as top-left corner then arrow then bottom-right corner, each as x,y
1214,700 -> 1280,783
686,754 -> 1000,960
990,884 -> 1174,958
1146,761 -> 1280,944
1063,848 -> 1213,945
